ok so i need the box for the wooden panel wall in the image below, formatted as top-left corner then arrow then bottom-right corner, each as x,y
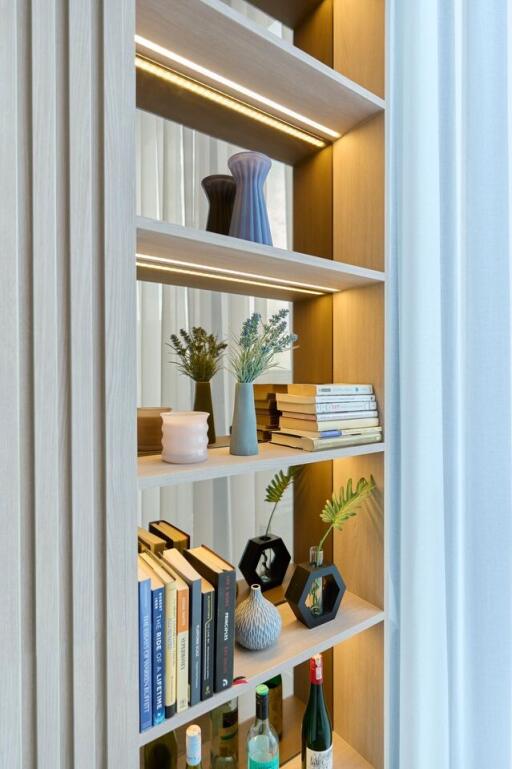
333,0 -> 385,97
0,2 -> 138,767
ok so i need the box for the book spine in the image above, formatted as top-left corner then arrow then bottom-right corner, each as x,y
214,573 -> 236,693
164,584 -> 177,719
201,591 -> 215,700
315,385 -> 373,395
175,586 -> 189,713
302,433 -> 382,451
138,578 -> 152,731
189,582 -> 202,706
151,586 -> 165,725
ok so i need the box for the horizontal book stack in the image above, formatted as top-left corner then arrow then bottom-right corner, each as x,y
253,383 -> 287,441
137,522 -> 236,732
270,383 -> 382,451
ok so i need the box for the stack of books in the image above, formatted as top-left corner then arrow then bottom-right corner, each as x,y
137,523 -> 236,732
270,383 -> 382,451
253,384 -> 287,441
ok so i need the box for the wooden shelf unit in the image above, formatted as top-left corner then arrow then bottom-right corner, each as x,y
135,1 -> 387,768
139,592 -> 384,746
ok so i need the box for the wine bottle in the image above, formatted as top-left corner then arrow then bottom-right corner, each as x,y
186,724 -> 202,769
264,675 -> 283,739
211,698 -> 239,769
247,684 -> 279,769
301,654 -> 333,769
143,730 -> 178,769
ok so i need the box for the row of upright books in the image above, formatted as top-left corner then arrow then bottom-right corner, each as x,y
263,383 -> 382,451
138,522 -> 236,732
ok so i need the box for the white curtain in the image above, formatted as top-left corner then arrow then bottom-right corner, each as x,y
389,2 -> 512,767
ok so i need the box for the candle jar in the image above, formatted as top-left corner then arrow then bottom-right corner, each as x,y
161,411 -> 209,464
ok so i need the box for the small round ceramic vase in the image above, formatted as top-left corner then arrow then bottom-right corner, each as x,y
228,151 -> 273,245
161,411 -> 208,464
234,584 -> 282,650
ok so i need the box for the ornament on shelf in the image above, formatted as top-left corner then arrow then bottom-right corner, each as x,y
202,174 -> 236,236
161,411 -> 209,464
286,476 -> 376,627
228,151 -> 273,245
235,584 -> 282,650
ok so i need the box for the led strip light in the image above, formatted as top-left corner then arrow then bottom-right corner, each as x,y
136,253 -> 337,294
136,56 -> 326,149
135,34 -> 340,141
136,260 -> 326,296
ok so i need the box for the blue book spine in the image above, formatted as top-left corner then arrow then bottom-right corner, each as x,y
151,585 -> 165,725
318,430 -> 342,438
138,578 -> 152,732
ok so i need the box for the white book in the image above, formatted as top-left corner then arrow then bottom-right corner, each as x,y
287,383 -> 374,396
270,431 -> 382,452
277,393 -> 375,404
278,400 -> 376,414
280,415 -> 380,431
274,426 -> 383,440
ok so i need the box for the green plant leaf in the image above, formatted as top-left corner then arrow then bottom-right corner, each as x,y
265,466 -> 298,505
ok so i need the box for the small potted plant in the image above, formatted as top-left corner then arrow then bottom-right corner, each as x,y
167,327 -> 227,445
239,467 -> 298,591
285,476 -> 375,628
229,309 -> 297,456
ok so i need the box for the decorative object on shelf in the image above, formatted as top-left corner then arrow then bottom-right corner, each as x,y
239,468 -> 297,591
137,406 -> 171,453
143,730 -> 178,769
247,685 -> 279,768
210,698 -> 239,769
228,151 -> 273,245
161,411 -> 209,464
265,674 -> 283,739
286,476 -> 375,628
229,309 -> 297,456
167,326 -> 227,445
202,174 -> 237,235
234,584 -> 282,650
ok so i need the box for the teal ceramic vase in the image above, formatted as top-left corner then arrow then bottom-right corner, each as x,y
230,382 -> 258,456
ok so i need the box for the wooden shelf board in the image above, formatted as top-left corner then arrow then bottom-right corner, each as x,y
137,441 -> 385,490
283,731 -> 374,769
136,218 -> 385,300
138,591 -> 384,746
136,0 -> 384,164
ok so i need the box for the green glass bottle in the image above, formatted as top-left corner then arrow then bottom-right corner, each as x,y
143,730 -> 178,769
264,675 -> 283,739
247,684 -> 279,769
301,654 -> 332,769
211,698 -> 239,769
186,725 -> 202,769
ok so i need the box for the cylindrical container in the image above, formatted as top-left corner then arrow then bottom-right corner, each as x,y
161,411 -> 208,464
201,174 -> 236,235
137,406 -> 171,453
230,382 -> 258,456
193,381 -> 216,445
228,152 -> 273,245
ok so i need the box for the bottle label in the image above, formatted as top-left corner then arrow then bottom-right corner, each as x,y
249,757 -> 279,769
306,746 -> 333,769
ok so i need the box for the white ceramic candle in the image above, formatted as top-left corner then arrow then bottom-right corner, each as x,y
161,411 -> 209,464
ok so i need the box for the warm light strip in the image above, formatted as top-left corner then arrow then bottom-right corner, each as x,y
135,56 -> 326,149
135,34 -> 340,140
136,252 -> 337,293
136,261 -> 324,296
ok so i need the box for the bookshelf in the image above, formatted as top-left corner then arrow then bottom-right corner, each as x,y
2,1 -> 387,767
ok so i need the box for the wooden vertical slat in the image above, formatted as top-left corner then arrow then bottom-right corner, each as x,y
333,0 -> 385,97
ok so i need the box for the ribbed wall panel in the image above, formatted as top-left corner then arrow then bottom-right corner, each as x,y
0,1 -> 138,766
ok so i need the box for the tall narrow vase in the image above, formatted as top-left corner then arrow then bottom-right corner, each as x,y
201,174 -> 236,235
228,152 -> 273,245
193,381 -> 216,445
230,382 -> 258,456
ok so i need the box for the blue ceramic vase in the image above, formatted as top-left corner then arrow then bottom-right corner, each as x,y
228,151 -> 273,245
230,382 -> 258,456
235,584 -> 282,650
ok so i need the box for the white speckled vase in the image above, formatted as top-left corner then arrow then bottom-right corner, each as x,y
235,584 -> 282,650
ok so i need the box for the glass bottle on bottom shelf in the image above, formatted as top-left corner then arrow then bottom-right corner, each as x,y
186,725 -> 203,769
264,675 -> 283,739
301,654 -> 332,769
143,730 -> 178,769
210,698 -> 239,769
247,684 -> 280,769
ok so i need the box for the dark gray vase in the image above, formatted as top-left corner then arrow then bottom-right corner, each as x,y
201,174 -> 236,235
193,381 -> 216,445
227,152 -> 273,245
230,382 -> 258,456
